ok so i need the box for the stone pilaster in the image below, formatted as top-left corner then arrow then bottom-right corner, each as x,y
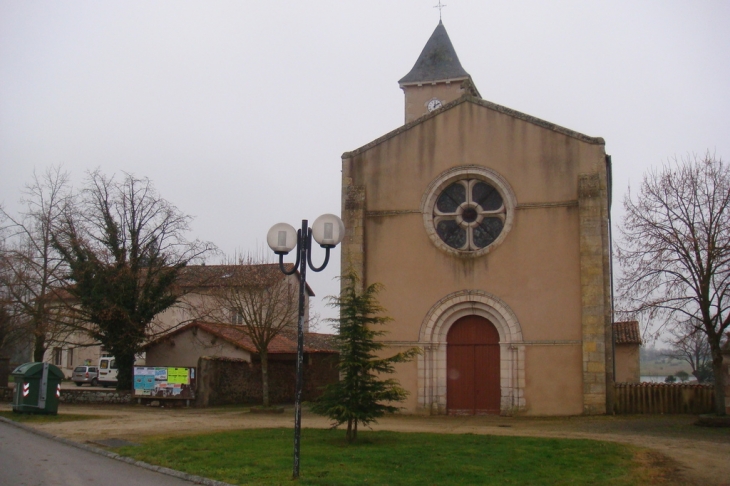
578,173 -> 610,414
341,159 -> 366,291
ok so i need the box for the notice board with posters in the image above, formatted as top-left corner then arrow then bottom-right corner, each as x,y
133,366 -> 196,399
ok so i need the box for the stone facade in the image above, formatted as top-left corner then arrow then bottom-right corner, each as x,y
59,389 -> 133,405
340,22 -> 613,416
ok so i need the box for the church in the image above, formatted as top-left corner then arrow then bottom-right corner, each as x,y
340,21 -> 613,416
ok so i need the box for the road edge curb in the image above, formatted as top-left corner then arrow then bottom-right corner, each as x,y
0,415 -> 234,486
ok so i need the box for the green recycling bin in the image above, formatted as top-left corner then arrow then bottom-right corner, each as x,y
11,362 -> 64,414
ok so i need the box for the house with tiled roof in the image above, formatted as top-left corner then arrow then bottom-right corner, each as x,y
143,321 -> 339,406
613,321 -> 642,383
43,263 -> 315,378
155,263 -> 314,334
143,321 -> 337,368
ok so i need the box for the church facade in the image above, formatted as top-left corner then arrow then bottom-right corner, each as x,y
340,22 -> 613,416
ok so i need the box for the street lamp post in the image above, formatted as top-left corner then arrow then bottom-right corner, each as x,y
267,214 -> 344,480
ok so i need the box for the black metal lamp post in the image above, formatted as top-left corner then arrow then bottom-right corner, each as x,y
266,214 -> 344,480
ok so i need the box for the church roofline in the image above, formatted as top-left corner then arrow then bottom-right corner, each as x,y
399,75 -> 470,87
399,74 -> 482,99
341,96 -> 605,159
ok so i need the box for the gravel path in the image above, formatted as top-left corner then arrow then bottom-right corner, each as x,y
2,403 -> 728,485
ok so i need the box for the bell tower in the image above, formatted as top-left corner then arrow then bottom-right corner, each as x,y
399,21 -> 480,124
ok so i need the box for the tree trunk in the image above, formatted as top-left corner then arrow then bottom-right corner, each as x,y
261,349 -> 269,407
346,418 -> 353,443
33,333 -> 46,362
353,419 -> 358,442
711,349 -> 726,416
115,352 -> 135,390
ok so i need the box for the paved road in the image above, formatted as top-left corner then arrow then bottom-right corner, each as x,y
0,420 -> 197,486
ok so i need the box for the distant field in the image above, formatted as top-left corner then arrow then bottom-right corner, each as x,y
640,355 -> 692,377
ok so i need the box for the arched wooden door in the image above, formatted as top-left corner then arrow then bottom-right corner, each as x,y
447,315 -> 501,415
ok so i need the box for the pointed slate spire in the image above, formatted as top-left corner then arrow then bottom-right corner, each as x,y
399,21 -> 470,85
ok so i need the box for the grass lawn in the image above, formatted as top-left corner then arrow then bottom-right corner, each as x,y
117,428 -> 656,485
0,411 -> 101,424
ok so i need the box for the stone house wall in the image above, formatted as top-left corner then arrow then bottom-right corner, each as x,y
0,386 -> 133,404
615,343 -> 640,383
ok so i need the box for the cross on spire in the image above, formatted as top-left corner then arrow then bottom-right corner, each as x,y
434,1 -> 447,21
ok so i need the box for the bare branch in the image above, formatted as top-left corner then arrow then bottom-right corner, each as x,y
195,254 -> 299,406
0,166 -> 75,361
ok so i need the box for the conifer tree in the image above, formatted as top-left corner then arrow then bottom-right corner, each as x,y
312,269 -> 418,442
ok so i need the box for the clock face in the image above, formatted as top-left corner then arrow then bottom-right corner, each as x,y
427,98 -> 443,112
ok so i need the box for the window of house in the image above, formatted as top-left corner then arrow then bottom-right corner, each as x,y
66,348 -> 74,368
231,309 -> 243,325
422,166 -> 515,257
53,347 -> 62,366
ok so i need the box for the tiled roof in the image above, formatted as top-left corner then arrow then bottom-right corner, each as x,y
613,321 -> 642,345
144,321 -> 338,355
176,264 -> 314,296
53,263 -> 314,299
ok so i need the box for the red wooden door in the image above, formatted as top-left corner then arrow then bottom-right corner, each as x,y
447,315 -> 500,415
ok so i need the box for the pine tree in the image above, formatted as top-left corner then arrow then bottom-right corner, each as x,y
312,269 -> 418,442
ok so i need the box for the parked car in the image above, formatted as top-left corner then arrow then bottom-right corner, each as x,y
98,357 -> 117,387
72,366 -> 98,386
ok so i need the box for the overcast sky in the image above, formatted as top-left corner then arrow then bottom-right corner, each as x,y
1,1 -> 729,334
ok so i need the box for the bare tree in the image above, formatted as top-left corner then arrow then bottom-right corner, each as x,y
618,154 -> 730,415
0,253 -> 25,358
663,318 -> 712,382
0,167 -> 73,361
202,256 -> 299,407
53,170 -> 214,389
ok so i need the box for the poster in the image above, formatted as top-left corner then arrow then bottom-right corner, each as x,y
167,368 -> 189,384
133,366 -> 195,399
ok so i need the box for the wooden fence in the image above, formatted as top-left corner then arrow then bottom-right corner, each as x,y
613,382 -> 714,414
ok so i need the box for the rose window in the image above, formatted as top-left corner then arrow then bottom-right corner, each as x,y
433,179 -> 506,251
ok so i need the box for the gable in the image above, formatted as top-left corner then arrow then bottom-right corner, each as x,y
343,96 -> 604,160
342,96 -> 607,214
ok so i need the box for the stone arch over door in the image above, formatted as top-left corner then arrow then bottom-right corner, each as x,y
418,290 -> 525,415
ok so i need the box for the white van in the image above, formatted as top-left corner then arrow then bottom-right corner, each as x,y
98,357 -> 118,387
98,354 -> 145,387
